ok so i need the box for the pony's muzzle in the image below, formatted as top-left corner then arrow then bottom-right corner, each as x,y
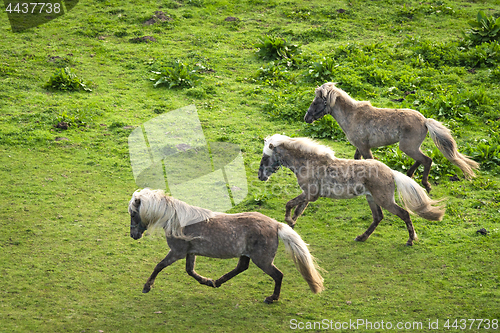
258,168 -> 269,181
130,230 -> 143,240
304,113 -> 314,123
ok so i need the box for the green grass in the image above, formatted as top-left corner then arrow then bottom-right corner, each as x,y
1,0 -> 500,332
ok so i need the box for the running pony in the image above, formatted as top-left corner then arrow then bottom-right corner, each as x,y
258,134 -> 445,246
128,188 -> 324,304
304,82 -> 479,192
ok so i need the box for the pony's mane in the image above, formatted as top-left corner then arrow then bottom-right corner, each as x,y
316,82 -> 372,108
264,134 -> 335,160
128,188 -> 216,240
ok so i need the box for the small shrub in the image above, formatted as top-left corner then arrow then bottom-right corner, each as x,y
466,139 -> 500,170
395,4 -> 418,23
186,87 -> 206,99
301,115 -> 346,141
185,0 -> 205,7
292,25 -> 339,43
56,108 -> 101,128
255,61 -> 298,87
285,8 -> 313,21
150,60 -> 203,89
409,87 -> 492,120
305,56 -> 338,83
420,3 -> 455,16
254,35 -> 301,60
43,67 -> 92,92
462,41 -> 500,68
404,37 -> 460,68
163,0 -> 182,9
490,66 -> 500,80
263,90 -> 311,122
463,11 -> 500,46
375,145 -> 458,180
108,119 -> 128,129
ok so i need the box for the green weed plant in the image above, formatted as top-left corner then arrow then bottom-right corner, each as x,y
43,67 -> 92,92
463,11 -> 500,46
254,35 -> 301,60
151,59 -> 203,89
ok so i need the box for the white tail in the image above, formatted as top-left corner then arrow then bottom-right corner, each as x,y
392,170 -> 445,221
426,118 -> 479,178
277,224 -> 324,294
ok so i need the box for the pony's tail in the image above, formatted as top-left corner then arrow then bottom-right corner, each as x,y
392,170 -> 445,221
426,118 -> 479,178
277,224 -> 324,294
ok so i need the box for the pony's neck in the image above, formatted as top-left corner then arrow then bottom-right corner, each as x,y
329,90 -> 358,128
276,147 -> 312,175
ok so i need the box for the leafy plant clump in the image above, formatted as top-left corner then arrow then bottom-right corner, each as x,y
263,89 -> 311,121
150,60 -> 203,89
375,146 -> 459,180
43,67 -> 92,92
302,115 -> 346,141
305,56 -> 338,83
463,11 -> 500,46
56,108 -> 103,128
466,139 -> 500,170
254,35 -> 301,60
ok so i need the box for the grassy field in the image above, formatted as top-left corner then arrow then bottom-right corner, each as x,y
1,0 -> 500,332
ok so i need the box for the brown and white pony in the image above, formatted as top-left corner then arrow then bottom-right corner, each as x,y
258,134 -> 445,246
128,188 -> 324,304
304,82 -> 479,192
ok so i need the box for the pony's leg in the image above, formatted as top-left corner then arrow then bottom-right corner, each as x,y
357,146 -> 374,159
355,195 -> 384,242
185,253 -> 216,288
143,250 -> 184,293
400,142 -> 432,193
285,193 -> 308,228
292,201 -> 309,223
214,256 -> 250,288
354,148 -> 362,160
382,202 -> 417,246
252,260 -> 283,304
406,161 -> 421,178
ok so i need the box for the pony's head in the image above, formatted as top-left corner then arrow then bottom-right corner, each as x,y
128,190 -> 148,240
128,188 -> 216,241
304,82 -> 339,123
258,134 -> 288,181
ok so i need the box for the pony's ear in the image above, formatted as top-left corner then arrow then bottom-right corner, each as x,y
134,197 -> 141,205
269,143 -> 274,149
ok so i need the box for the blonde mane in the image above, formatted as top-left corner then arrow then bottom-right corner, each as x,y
263,134 -> 336,160
316,82 -> 372,108
128,188 -> 216,240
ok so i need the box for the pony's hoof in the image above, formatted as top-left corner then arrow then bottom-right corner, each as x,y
405,242 -> 413,247
354,236 -> 365,242
142,285 -> 151,293
264,297 -> 274,304
208,279 -> 216,288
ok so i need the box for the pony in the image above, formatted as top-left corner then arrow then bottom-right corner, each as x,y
258,134 -> 445,246
128,188 -> 324,304
304,82 -> 479,192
